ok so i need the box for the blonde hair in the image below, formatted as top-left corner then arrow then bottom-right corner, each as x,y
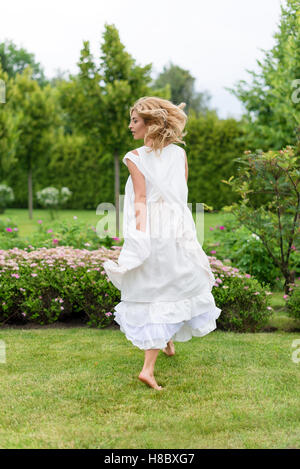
129,96 -> 188,156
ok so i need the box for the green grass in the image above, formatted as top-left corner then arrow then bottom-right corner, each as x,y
0,327 -> 299,449
0,208 -> 233,241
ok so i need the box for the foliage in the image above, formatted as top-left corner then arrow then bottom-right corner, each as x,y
2,66 -> 60,218
151,61 -> 212,115
226,0 -> 300,150
286,287 -> 300,320
0,243 -> 273,332
0,216 -> 123,251
0,246 -> 120,328
204,217 -> 289,288
0,66 -> 20,173
0,39 -> 47,86
0,183 -> 14,213
222,145 -> 300,294
211,256 -> 273,332
183,109 -> 246,210
36,186 -> 72,219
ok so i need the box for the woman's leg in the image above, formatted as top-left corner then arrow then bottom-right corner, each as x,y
163,339 -> 175,356
138,349 -> 163,390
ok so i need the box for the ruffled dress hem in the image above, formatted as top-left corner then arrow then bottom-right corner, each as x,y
112,292 -> 222,350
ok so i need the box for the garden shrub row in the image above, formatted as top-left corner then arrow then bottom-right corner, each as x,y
0,245 -> 277,333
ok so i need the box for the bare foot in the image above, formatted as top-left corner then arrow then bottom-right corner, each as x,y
138,372 -> 163,390
163,340 -> 175,356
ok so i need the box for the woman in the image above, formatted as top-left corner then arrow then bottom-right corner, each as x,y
103,96 -> 221,391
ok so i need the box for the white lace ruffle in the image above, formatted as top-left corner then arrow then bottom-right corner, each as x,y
113,293 -> 222,350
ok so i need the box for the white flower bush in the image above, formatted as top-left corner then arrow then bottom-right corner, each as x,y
36,186 -> 72,219
36,186 -> 72,209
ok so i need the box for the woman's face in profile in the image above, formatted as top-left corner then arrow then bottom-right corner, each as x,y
128,110 -> 147,141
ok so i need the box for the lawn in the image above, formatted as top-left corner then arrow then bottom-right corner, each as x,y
0,327 -> 299,449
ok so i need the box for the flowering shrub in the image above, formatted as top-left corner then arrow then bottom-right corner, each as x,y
36,187 -> 72,220
0,246 -> 121,327
0,218 -> 19,237
0,184 -> 15,213
205,218 -> 284,288
221,145 -> 300,294
0,216 -> 123,251
286,288 -> 300,321
210,256 -> 274,332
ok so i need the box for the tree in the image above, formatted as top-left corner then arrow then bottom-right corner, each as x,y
7,66 -> 58,219
222,146 -> 300,294
0,66 -> 20,174
0,39 -> 47,87
151,61 -> 212,115
226,0 -> 300,150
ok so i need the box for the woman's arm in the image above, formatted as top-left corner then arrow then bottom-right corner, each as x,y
126,152 -> 147,232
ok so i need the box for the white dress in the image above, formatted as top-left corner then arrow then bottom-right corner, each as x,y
103,143 -> 221,350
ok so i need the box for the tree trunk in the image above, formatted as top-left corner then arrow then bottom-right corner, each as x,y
28,166 -> 33,220
283,267 -> 295,295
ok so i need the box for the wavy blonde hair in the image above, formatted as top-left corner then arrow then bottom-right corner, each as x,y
129,96 -> 188,156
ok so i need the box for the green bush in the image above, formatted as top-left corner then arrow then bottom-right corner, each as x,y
205,217 -> 287,288
286,288 -> 300,321
0,217 -> 123,251
0,245 -> 273,333
0,246 -> 120,328
210,257 -> 273,332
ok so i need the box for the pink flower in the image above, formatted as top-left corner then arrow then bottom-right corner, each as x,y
53,239 -> 59,244
113,237 -> 120,241
47,229 -> 53,233
31,273 -> 38,277
210,250 -> 216,254
209,227 -> 214,231
244,286 -> 249,289
37,220 -> 43,224
105,312 -> 112,316
254,292 -> 260,295
283,294 -> 289,300
245,274 -> 251,278
6,227 -> 12,232
14,228 -> 18,231
11,273 -> 20,278
219,226 -> 225,230
267,306 -> 273,310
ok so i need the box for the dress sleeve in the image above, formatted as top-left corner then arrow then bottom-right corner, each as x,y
122,151 -> 141,169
